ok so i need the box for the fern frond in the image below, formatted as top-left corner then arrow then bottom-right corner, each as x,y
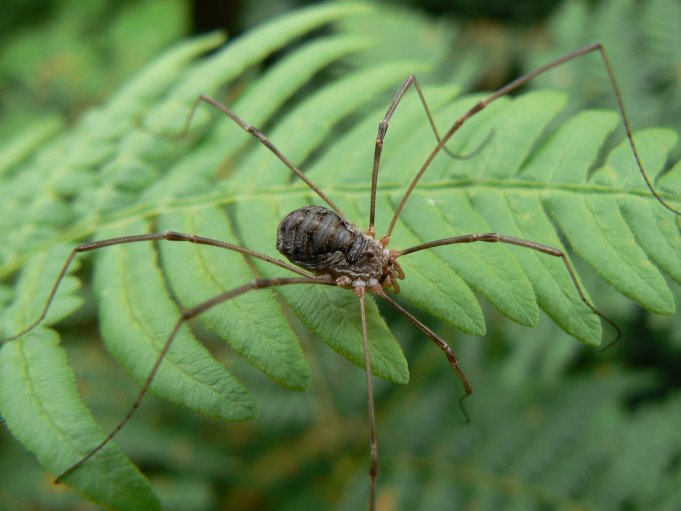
523,0 -> 681,156
364,358 -> 681,511
0,2 -> 679,509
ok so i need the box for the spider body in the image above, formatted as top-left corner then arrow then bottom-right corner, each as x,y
276,205 -> 403,290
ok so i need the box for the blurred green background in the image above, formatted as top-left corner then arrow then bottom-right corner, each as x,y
1,0 -> 680,510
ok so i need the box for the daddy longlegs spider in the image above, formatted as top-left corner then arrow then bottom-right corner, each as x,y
2,43 -> 680,511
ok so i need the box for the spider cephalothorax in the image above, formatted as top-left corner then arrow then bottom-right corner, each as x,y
276,205 -> 404,291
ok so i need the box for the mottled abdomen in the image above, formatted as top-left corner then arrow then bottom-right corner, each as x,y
276,205 -> 388,280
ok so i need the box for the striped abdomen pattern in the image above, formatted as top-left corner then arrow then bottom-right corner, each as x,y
276,205 -> 388,280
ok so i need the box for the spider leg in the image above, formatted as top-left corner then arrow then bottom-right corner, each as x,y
385,43 -> 680,241
398,232 -> 622,348
368,75 -> 493,235
1,231 -> 308,344
376,288 -> 472,422
186,95 -> 346,220
55,276 -> 335,484
355,286 -> 378,511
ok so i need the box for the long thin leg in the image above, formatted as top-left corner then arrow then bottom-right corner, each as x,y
1,231 -> 311,344
183,95 -> 346,219
398,232 -> 622,346
55,276 -> 335,484
383,43 -> 680,242
354,287 -> 378,511
376,289 -> 472,422
368,75 -> 491,236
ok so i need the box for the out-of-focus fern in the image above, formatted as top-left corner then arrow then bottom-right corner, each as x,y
522,0 -> 681,159
332,5 -> 486,90
0,2 -> 680,510
0,0 -> 188,258
335,339 -> 681,511
0,0 -> 186,128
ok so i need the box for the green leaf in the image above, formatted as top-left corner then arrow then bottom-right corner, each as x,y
95,218 -> 256,420
545,130 -> 679,316
0,330 -> 160,511
1,3 -> 680,510
0,244 -> 82,337
157,207 -> 310,390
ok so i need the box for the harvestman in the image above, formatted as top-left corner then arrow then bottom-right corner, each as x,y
2,43 -> 680,510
